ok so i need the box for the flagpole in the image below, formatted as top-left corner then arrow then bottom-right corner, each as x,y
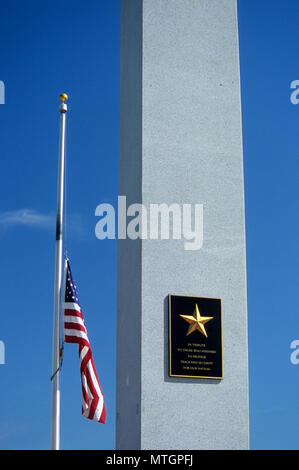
51,93 -> 68,450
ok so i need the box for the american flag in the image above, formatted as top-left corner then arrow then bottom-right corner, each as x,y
63,258 -> 106,424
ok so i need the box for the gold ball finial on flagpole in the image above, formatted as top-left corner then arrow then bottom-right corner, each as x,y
59,93 -> 68,102
59,93 -> 68,113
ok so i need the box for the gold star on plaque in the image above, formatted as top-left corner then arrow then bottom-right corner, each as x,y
180,304 -> 213,338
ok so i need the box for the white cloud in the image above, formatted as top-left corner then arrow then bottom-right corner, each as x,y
0,209 -> 55,229
0,209 -> 85,238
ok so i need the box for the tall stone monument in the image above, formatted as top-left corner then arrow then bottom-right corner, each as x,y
117,0 -> 249,450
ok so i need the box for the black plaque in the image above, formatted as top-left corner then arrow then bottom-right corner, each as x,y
169,294 -> 223,379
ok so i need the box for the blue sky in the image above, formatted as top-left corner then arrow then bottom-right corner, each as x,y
0,0 -> 299,450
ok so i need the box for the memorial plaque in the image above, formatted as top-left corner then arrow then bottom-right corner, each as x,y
169,294 -> 223,379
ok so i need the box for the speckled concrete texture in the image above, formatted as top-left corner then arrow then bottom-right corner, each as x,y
117,0 -> 249,450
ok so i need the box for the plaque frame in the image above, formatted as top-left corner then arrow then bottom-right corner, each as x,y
168,294 -> 224,380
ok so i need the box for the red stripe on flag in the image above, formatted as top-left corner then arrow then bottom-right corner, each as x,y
64,308 -> 84,319
64,322 -> 86,333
